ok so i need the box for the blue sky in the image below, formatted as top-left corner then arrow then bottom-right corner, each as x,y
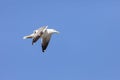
0,0 -> 120,80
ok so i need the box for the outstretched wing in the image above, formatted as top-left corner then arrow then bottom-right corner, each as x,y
23,33 -> 34,39
37,26 -> 48,32
41,35 -> 51,52
32,26 -> 48,45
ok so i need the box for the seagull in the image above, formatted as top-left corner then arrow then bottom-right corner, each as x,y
23,26 -> 59,52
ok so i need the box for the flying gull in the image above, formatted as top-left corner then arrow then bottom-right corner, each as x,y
23,26 -> 59,52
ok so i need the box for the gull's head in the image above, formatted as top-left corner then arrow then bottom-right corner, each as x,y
33,30 -> 38,34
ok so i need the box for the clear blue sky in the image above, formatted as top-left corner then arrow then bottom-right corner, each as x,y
0,0 -> 120,80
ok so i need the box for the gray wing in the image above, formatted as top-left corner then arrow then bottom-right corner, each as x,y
41,35 -> 51,52
32,26 -> 47,45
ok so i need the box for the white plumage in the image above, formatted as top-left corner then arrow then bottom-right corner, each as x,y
23,26 -> 59,52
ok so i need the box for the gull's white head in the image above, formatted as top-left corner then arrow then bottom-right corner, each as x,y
33,30 -> 38,34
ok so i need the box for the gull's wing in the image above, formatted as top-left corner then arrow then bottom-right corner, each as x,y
23,34 -> 34,39
41,35 -> 51,52
32,26 -> 48,45
37,26 -> 48,32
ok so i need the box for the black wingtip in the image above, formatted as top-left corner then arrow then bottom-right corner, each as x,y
42,50 -> 45,52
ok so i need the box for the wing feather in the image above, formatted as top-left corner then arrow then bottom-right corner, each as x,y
42,35 -> 51,52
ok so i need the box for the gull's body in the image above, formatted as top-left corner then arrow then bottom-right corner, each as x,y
23,26 -> 59,52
